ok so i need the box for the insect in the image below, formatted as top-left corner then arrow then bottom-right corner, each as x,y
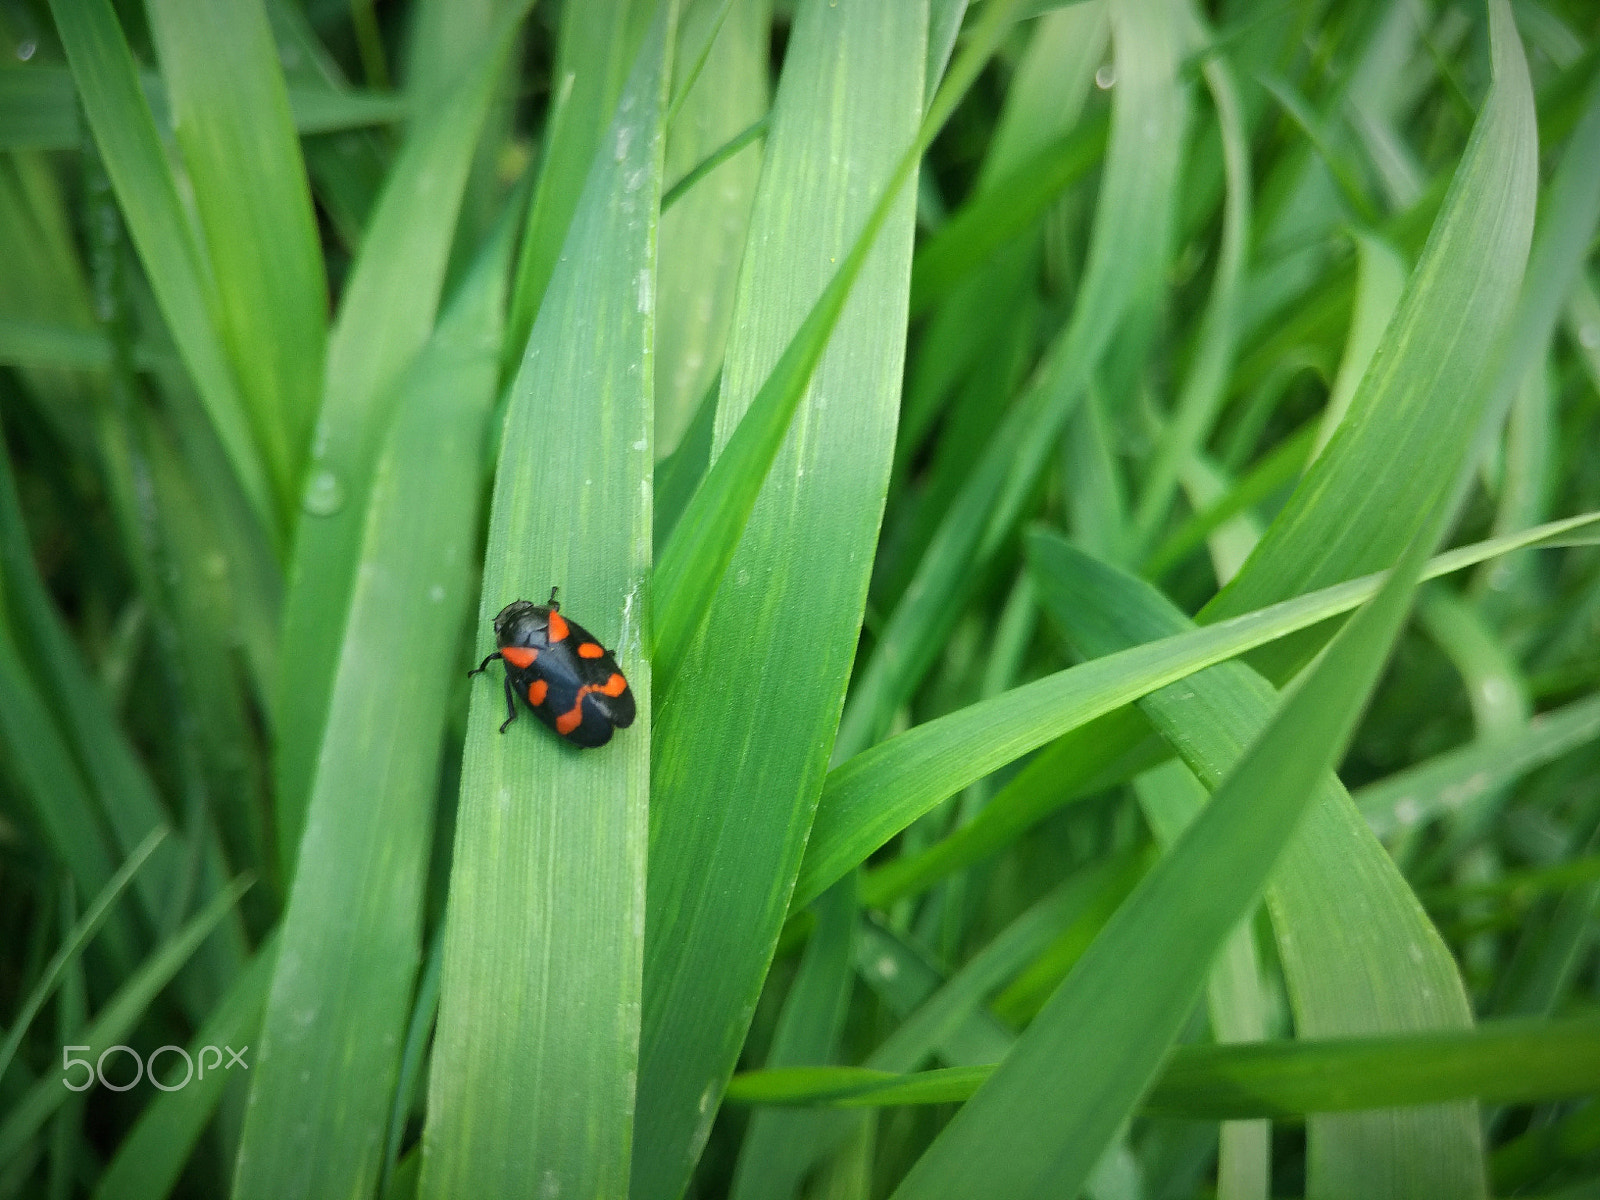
468,587 -> 636,748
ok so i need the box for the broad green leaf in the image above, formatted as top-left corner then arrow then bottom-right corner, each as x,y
794,512 -> 1600,911
1034,532 -> 1485,1197
631,3 -> 929,1193
232,214 -> 514,1200
145,0 -> 327,513
419,8 -> 672,1195
273,0 -> 531,867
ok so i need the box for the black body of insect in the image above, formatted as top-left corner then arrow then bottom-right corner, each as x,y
468,587 -> 636,748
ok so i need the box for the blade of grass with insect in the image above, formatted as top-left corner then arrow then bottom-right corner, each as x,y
832,0 -> 1189,759
144,0 -> 327,517
0,873 -> 252,1164
887,513 -> 1442,1200
45,0 -> 275,539
419,7 -> 672,1196
505,0 -> 655,354
231,213 -> 515,1200
273,0 -> 531,867
94,937 -> 277,1200
726,1015 -> 1600,1118
631,0 -> 932,1190
792,512 -> 1600,912
654,0 -> 768,454
648,0 -> 1027,692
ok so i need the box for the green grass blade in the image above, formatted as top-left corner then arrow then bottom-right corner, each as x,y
0,874 -> 252,1164
632,2 -> 930,1191
144,0 -> 327,515
1357,688 -> 1600,840
729,883 -> 857,1200
231,217 -> 514,1200
45,0 -> 275,537
794,512 -> 1600,911
1131,49 -> 1250,555
654,0 -> 768,453
1202,0 -> 1539,633
726,1016 -> 1600,1118
418,8 -> 673,1195
273,0 -> 530,867
0,828 -> 166,1084
1035,533 -> 1488,1197
832,0 -> 1189,758
94,938 -> 276,1200
886,506 -> 1438,1200
649,0 -> 1026,692
505,0 -> 655,353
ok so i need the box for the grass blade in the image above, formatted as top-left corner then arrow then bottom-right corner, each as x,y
232,216 -> 515,1200
419,7 -> 673,1195
632,1 -> 929,1191
145,0 -> 327,512
273,0 -> 531,865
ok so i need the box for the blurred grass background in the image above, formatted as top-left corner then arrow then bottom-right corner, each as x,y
1,0 -> 1599,1197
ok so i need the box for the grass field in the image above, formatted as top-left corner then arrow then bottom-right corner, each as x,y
2,0 -> 1600,1196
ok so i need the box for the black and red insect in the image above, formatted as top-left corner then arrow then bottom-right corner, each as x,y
469,587 -> 635,748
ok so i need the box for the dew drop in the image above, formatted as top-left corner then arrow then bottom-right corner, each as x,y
1095,63 -> 1115,89
17,39 -> 36,61
302,468 -> 346,516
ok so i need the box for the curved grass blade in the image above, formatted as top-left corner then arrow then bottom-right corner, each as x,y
273,0 -> 531,866
0,874 -> 251,1164
1357,688 -> 1600,840
649,0 -> 1028,692
726,1016 -> 1600,1118
418,8 -> 673,1196
231,217 -> 514,1200
832,0 -> 1190,759
1035,533 -> 1488,1198
632,2 -> 931,1191
93,938 -> 276,1200
0,828 -> 166,1085
145,0 -> 327,514
887,509 -> 1440,1200
793,512 -> 1600,912
45,0 -> 274,536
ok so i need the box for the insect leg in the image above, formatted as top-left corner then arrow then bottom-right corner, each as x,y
547,584 -> 560,609
499,676 -> 518,733
468,651 -> 503,677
